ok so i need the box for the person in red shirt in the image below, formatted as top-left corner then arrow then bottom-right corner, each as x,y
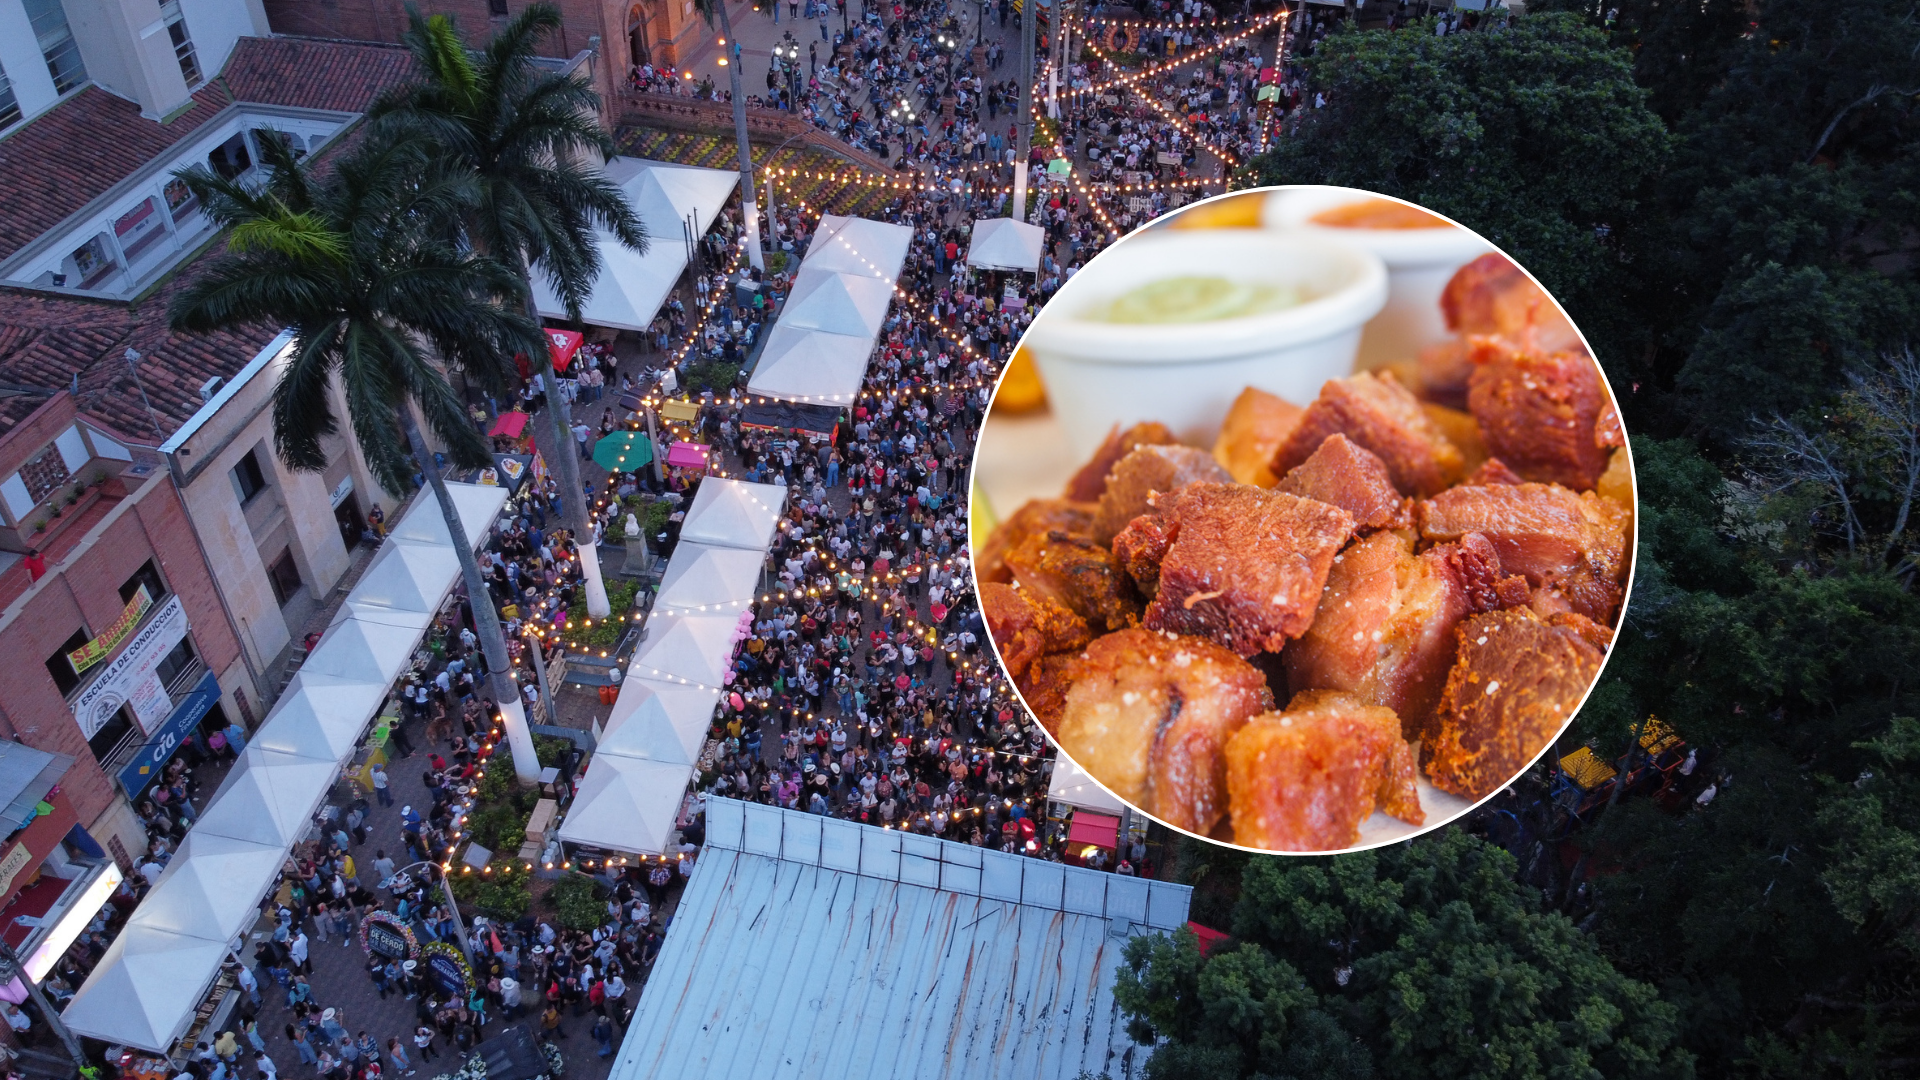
21,549 -> 44,582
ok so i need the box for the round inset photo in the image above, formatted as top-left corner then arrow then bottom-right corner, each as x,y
972,186 -> 1635,854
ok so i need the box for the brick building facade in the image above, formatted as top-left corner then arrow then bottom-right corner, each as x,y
261,0 -> 706,104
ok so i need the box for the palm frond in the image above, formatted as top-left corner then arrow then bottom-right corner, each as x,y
403,7 -> 483,115
271,321 -> 348,474
228,213 -> 348,263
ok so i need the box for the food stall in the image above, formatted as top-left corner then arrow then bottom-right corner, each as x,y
665,441 -> 712,478
738,400 -> 841,441
489,411 -> 531,453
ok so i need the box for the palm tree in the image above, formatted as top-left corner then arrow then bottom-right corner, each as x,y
370,3 -> 644,621
167,134 -> 549,784
693,0 -> 767,272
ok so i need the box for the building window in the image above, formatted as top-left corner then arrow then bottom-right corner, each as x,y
489,0 -> 510,15
20,444 -> 70,504
44,627 -> 89,697
22,0 -> 86,95
267,548 -> 301,607
87,706 -> 135,766
230,450 -> 268,505
0,67 -> 21,132
207,133 -> 252,181
159,1 -> 200,87
119,560 -> 166,606
154,635 -> 197,691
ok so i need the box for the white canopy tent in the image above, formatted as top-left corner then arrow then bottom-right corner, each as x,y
555,482 -> 780,856
779,271 -> 894,336
676,479 -> 787,551
741,323 -> 873,406
627,613 -> 743,690
531,159 -> 739,331
595,692 -> 705,765
966,217 -> 1045,272
58,928 -> 234,1052
745,214 -> 913,405
1048,756 -> 1128,816
653,542 -> 765,614
608,677 -> 725,743
555,754 -> 694,854
123,831 -> 286,943
62,483 -> 509,1052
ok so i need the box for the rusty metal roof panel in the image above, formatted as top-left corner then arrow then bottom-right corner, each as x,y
617,799 -> 1189,1079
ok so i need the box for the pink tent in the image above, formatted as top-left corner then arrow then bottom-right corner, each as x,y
666,441 -> 710,470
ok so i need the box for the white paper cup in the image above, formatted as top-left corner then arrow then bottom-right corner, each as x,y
1264,186 -> 1494,372
1023,229 -> 1388,456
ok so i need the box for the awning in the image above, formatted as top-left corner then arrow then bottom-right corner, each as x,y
737,401 -> 840,438
1187,921 -> 1230,956
677,479 -> 787,551
628,613 -> 744,689
554,754 -> 693,854
1048,755 -> 1126,815
653,542 -> 763,614
744,214 -> 913,405
665,442 -> 710,470
531,159 -> 740,331
967,217 -> 1045,272
1066,812 -> 1120,850
489,411 -> 529,438
659,400 -> 701,423
0,742 -> 73,835
743,322 -> 874,406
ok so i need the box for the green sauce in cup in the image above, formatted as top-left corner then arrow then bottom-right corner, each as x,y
1092,275 -> 1303,324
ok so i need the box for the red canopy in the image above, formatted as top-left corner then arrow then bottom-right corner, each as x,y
546,328 -> 584,372
1187,922 -> 1230,957
489,411 -> 529,438
1065,811 -> 1120,850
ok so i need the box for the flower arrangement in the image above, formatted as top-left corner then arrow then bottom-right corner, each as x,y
358,909 -> 419,958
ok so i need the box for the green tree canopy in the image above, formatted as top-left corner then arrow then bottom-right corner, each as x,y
1116,832 -> 1693,1080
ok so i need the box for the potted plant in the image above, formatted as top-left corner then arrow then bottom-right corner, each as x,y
32,519 -> 45,534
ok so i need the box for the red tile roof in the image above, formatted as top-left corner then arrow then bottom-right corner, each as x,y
0,265 -> 278,439
0,35 -> 421,443
215,36 -> 416,114
0,86 -> 226,263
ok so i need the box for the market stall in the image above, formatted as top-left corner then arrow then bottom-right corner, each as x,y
744,214 -> 913,406
737,400 -> 841,440
62,483 -> 510,1053
529,159 -> 739,332
966,217 -> 1045,273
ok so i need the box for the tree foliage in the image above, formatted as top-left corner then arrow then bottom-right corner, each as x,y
1231,3 -> 1920,1073
1116,832 -> 1692,1080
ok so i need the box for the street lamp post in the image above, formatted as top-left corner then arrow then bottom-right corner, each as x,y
0,940 -> 86,1071
394,861 -> 473,962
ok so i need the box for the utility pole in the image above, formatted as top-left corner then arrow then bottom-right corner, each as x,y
1012,0 -> 1036,220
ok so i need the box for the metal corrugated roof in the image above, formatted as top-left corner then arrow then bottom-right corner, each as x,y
613,800 -> 1190,1080
0,741 -> 71,835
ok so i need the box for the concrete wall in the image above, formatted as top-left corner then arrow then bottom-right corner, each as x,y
177,0 -> 271,82
0,1 -> 63,121
258,0 -> 673,116
166,341 -> 395,681
61,0 -> 194,118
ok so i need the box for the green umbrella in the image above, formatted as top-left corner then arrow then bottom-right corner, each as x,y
592,431 -> 653,472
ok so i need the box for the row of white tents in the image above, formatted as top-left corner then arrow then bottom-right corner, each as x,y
744,215 -> 915,406
61,484 -> 510,1052
555,480 -> 788,856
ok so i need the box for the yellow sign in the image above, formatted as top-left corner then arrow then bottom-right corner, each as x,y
0,842 -> 35,899
68,586 -> 152,675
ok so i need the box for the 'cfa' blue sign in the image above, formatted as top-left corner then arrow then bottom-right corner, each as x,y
120,670 -> 223,797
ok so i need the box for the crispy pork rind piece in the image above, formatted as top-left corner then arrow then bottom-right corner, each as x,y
1112,483 -> 1354,656
1420,402 -> 1488,476
1418,482 -> 1630,625
978,498 -> 1096,585
1005,530 -> 1143,632
1022,654 -> 1078,733
1271,371 -> 1465,498
1224,689 -> 1424,852
981,581 -> 1092,685
1092,444 -> 1233,545
1283,532 -> 1522,742
1440,252 -> 1584,356
1053,628 -> 1272,836
1424,608 -> 1607,801
1064,421 -> 1180,502
1416,339 -> 1475,410
1274,433 -> 1411,532
1466,336 -> 1612,491
1211,387 -> 1304,487
1466,457 -> 1526,487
